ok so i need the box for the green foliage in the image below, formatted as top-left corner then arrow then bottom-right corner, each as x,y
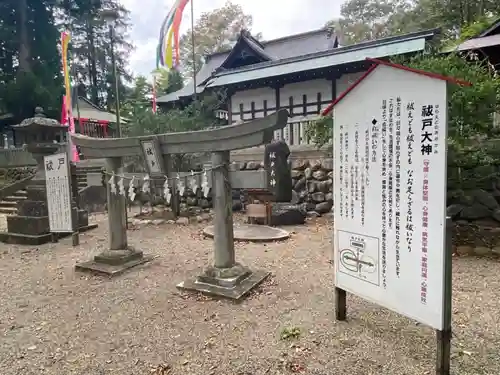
457,16 -> 497,41
51,0 -> 133,110
443,15 -> 499,50
305,114 -> 333,149
396,52 -> 500,168
152,68 -> 184,96
122,92 -> 228,172
393,53 -> 500,143
0,71 -> 62,119
164,70 -> 184,95
122,91 -> 228,138
121,75 -> 152,118
280,326 -> 301,340
0,0 -> 63,120
307,52 -> 500,171
329,0 -> 500,45
324,6 -> 500,174
0,0 -> 134,121
179,1 -> 260,77
331,0 -> 397,44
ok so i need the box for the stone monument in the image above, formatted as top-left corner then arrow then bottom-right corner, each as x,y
0,107 -> 97,245
264,140 -> 306,225
264,140 -> 293,202
70,109 -> 289,299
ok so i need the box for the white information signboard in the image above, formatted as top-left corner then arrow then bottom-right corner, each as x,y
333,62 -> 448,330
44,152 -> 73,233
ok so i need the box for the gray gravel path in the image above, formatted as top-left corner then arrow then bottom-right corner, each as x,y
0,214 -> 498,374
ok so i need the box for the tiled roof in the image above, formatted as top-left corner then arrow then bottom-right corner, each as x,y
71,96 -> 128,123
452,34 -> 500,51
206,29 -> 438,88
158,27 -> 438,103
478,18 -> 500,37
157,28 -> 335,103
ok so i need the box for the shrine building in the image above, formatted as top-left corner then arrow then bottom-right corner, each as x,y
157,27 -> 440,145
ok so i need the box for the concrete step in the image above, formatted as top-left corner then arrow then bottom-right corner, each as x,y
77,166 -> 103,172
0,200 -> 17,207
3,195 -> 26,202
76,159 -> 106,168
77,170 -> 102,174
0,190 -> 27,215
0,206 -> 16,214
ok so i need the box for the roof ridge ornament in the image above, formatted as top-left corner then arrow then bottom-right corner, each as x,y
34,107 -> 46,118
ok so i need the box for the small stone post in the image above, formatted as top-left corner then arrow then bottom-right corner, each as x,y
107,157 -> 127,250
75,156 -> 153,275
163,154 -> 179,218
211,151 -> 235,268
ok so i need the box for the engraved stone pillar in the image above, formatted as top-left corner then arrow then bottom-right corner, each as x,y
211,151 -> 235,268
75,156 -> 153,275
264,141 -> 292,202
177,151 -> 270,300
107,157 -> 127,249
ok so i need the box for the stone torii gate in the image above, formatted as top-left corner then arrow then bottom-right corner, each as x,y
71,109 -> 289,299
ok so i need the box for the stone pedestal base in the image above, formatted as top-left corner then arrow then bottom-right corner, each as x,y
75,247 -> 154,276
177,263 -> 270,300
0,223 -> 97,245
0,209 -> 97,246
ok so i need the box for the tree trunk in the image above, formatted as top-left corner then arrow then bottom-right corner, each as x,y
17,0 -> 30,73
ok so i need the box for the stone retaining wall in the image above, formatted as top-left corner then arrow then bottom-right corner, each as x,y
0,167 -> 36,184
230,159 -> 333,215
231,145 -> 333,215
446,165 -> 500,227
6,144 -> 500,226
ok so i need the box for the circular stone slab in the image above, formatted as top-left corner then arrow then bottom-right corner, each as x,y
203,224 -> 290,242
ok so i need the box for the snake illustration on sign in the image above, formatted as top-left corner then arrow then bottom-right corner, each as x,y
337,230 -> 380,286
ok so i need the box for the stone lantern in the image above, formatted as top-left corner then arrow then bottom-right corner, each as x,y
12,107 -> 68,186
0,107 -> 97,245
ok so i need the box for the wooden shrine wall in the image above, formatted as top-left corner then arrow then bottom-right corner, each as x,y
229,72 -> 367,145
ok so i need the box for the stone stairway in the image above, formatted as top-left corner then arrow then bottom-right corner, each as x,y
0,165 -> 103,216
76,165 -> 104,190
0,190 -> 27,214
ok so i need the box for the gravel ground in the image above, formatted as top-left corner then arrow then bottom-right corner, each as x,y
0,213 -> 499,375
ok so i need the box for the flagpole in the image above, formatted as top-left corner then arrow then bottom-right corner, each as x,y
190,0 -> 197,103
70,59 -> 82,133
152,73 -> 157,114
61,31 -> 80,162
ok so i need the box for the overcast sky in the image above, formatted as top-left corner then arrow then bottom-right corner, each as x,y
120,0 -> 342,77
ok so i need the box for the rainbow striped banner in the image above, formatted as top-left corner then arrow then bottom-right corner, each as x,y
157,0 -> 190,69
